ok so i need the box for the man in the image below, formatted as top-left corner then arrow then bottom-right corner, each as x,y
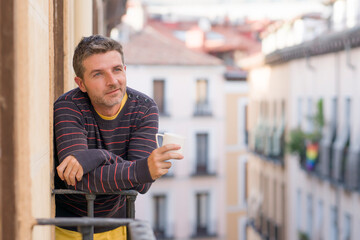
54,35 -> 183,239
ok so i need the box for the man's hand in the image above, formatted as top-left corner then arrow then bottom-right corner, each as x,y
148,144 -> 184,180
57,155 -> 84,186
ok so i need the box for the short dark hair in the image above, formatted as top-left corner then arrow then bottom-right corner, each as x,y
73,35 -> 124,78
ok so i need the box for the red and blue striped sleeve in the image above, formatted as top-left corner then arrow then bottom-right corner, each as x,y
54,99 -> 157,194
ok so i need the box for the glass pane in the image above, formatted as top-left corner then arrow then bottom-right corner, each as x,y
153,80 -> 165,113
196,133 -> 208,172
196,192 -> 209,233
153,195 -> 167,234
196,79 -> 208,104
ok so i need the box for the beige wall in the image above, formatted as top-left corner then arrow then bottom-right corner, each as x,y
226,94 -> 243,145
8,0 -> 95,239
245,60 -> 290,239
28,0 -> 53,239
225,83 -> 248,240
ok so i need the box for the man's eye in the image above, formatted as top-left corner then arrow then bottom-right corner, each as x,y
93,72 -> 101,77
115,68 -> 122,72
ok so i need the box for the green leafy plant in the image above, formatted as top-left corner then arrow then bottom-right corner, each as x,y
287,127 -> 306,156
298,231 -> 309,240
286,99 -> 324,157
306,99 -> 324,142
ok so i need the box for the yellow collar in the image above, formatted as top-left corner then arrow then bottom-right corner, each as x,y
96,93 -> 128,120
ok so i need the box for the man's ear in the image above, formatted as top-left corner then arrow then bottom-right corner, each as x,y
124,65 -> 127,71
74,76 -> 87,92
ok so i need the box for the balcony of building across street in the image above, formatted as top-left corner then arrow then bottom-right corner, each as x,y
250,117 -> 285,166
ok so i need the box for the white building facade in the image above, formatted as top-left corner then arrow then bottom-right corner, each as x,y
246,0 -> 360,239
123,26 -> 226,239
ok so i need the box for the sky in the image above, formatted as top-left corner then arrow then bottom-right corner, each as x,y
139,0 -> 327,22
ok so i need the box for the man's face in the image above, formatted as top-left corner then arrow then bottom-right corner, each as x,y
75,51 -> 127,112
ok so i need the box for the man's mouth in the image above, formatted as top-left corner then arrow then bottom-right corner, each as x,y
106,89 -> 120,95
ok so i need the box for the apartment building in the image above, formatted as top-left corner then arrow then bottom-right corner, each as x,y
245,0 -> 360,239
122,25 -> 226,239
244,54 -> 288,240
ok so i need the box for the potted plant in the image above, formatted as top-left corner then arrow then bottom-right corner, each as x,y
304,99 -> 324,171
287,99 -> 324,170
287,127 -> 306,164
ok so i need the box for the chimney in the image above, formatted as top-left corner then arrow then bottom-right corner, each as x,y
185,26 -> 205,49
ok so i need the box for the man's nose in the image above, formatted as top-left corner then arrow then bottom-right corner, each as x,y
105,73 -> 117,85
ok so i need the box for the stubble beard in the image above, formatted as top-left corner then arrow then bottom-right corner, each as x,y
88,86 -> 124,108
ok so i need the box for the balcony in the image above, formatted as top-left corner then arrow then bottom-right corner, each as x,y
250,121 -> 285,166
193,102 -> 212,117
35,189 -> 156,240
297,129 -> 360,193
192,162 -> 216,177
318,138 -> 333,178
249,214 -> 283,240
344,146 -> 360,191
191,221 -> 217,239
331,129 -> 350,184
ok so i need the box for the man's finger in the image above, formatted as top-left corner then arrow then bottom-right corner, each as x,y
57,157 -> 71,180
63,159 -> 76,185
163,152 -> 184,161
76,167 -> 83,182
69,163 -> 82,186
160,161 -> 172,169
158,144 -> 181,154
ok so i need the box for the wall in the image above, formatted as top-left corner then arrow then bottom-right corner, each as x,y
126,64 -> 227,239
28,0 -> 53,239
0,0 -> 96,239
224,80 -> 249,240
286,48 -> 360,240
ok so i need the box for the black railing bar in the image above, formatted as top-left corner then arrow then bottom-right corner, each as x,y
36,217 -> 134,227
52,189 -> 138,196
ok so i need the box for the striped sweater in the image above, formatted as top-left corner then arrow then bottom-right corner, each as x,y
54,87 -> 158,232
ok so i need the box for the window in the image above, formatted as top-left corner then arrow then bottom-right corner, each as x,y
331,98 -> 338,133
195,79 -> 211,116
238,217 -> 247,240
238,157 -> 248,207
306,194 -> 313,238
320,98 -> 337,177
153,195 -> 167,238
343,214 -> 352,240
315,200 -> 324,240
196,133 -> 209,174
238,98 -> 248,146
296,189 -> 302,231
272,100 -> 285,159
332,98 -> 351,181
342,98 -> 351,178
196,192 -> 209,236
330,207 -> 338,240
307,98 -> 313,133
297,98 -> 302,127
245,104 -> 249,145
153,79 -> 166,115
281,184 -> 286,236
273,180 -> 277,220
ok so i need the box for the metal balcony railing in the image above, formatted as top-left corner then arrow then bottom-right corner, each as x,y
35,189 -> 156,240
193,102 -> 212,116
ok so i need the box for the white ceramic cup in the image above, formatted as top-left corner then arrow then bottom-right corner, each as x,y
155,132 -> 185,154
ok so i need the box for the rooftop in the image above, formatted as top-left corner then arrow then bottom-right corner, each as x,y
123,26 -> 223,66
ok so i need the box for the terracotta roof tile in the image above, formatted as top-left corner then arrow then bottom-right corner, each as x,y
123,26 -> 223,66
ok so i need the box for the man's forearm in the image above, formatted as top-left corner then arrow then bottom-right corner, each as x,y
67,156 -> 154,194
